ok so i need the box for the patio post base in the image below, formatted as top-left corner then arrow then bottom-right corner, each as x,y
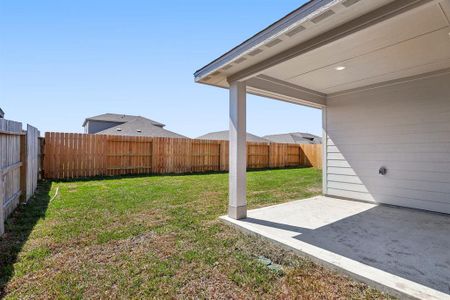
228,205 -> 247,220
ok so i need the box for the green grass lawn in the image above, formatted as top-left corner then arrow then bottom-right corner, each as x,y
0,168 -> 393,299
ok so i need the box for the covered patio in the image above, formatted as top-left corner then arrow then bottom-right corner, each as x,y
221,197 -> 450,299
195,0 -> 450,298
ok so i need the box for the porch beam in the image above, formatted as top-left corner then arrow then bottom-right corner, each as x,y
227,0 -> 435,83
228,81 -> 247,220
246,75 -> 326,108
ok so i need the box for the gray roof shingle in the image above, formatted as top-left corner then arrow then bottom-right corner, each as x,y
83,113 -> 165,127
196,130 -> 268,143
263,132 -> 322,144
97,117 -> 187,138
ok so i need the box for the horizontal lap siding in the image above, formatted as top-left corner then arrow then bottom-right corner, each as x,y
325,71 -> 450,214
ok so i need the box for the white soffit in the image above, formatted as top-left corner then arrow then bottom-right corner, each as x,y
262,0 -> 450,93
196,0 -> 395,87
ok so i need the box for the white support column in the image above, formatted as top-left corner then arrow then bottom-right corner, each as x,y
229,81 -> 247,219
322,106 -> 328,195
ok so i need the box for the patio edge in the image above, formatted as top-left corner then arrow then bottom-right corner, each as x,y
219,213 -> 449,300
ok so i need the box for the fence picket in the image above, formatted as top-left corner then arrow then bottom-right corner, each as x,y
0,119 -> 40,235
42,132 -> 322,179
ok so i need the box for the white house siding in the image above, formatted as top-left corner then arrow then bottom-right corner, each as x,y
325,70 -> 450,214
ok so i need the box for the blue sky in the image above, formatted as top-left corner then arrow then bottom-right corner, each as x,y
0,0 -> 321,138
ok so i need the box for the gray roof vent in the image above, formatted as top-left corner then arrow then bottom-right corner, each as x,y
311,10 -> 335,24
116,128 -> 122,131
342,0 -> 361,8
286,26 -> 305,37
235,57 -> 247,64
266,38 -> 282,48
136,129 -> 142,133
248,48 -> 263,56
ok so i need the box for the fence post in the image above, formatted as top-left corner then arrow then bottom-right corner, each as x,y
268,144 -> 273,168
0,172 -> 4,235
219,141 -> 229,171
298,145 -> 303,167
219,141 -> 223,171
43,132 -> 50,179
20,134 -> 27,202
39,137 -> 44,180
151,137 -> 159,174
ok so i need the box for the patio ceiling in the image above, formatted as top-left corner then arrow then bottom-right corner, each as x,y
195,0 -> 450,107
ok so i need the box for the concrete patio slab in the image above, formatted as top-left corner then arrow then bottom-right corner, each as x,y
220,196 -> 450,300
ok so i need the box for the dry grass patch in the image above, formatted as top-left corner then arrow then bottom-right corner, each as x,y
0,168 -> 395,299
5,231 -> 178,298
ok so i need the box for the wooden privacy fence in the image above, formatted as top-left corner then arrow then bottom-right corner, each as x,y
43,132 -> 322,180
22,125 -> 41,201
0,119 -> 22,235
0,119 -> 40,235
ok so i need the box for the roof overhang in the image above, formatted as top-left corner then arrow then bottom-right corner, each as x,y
195,0 -> 450,108
82,118 -> 126,127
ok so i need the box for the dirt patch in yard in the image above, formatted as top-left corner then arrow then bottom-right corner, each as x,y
176,264 -> 249,299
306,185 -> 322,194
215,224 -> 394,299
4,231 -> 177,298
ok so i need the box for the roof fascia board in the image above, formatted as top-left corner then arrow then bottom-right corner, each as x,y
82,119 -> 126,127
227,0 -> 435,83
194,0 -> 337,80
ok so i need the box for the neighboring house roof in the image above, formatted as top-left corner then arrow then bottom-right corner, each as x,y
263,132 -> 322,144
197,130 -> 269,143
82,113 -> 165,127
0,108 -> 4,118
97,117 -> 187,138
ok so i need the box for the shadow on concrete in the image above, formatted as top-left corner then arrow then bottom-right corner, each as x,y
0,181 -> 52,297
243,217 -> 312,234
247,205 -> 450,294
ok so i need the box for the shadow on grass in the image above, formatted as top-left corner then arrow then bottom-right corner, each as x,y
0,181 -> 52,297
49,166 -> 313,183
